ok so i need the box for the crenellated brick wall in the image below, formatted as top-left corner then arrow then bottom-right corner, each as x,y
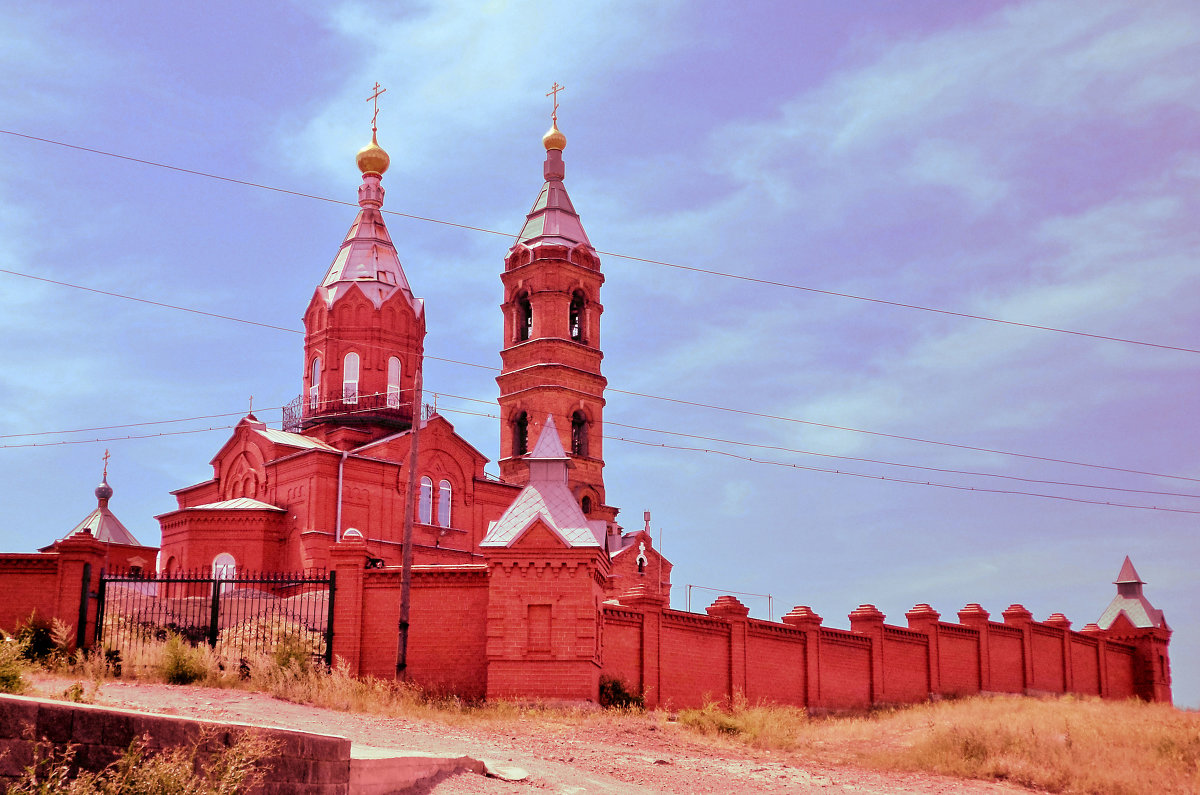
599,595 -> 1156,710
0,532 -> 1170,710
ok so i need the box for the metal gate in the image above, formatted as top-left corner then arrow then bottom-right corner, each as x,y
95,570 -> 335,668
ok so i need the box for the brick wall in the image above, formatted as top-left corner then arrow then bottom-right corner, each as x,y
658,612 -> 731,708
0,555 -> 59,635
598,595 -> 1160,712
745,624 -> 806,707
880,627 -> 929,703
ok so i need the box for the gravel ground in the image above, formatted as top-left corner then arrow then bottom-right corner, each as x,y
34,676 -> 1033,794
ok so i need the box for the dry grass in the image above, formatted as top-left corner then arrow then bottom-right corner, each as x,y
677,694 -> 1200,794
33,640 -> 1200,795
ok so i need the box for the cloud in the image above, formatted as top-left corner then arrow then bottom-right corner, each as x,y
283,0 -> 688,184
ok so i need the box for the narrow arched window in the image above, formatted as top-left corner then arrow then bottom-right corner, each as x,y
571,411 -> 588,457
310,357 -> 321,409
387,356 -> 402,409
437,480 -> 452,528
418,476 -> 433,524
517,294 -> 532,341
343,352 -> 360,404
513,412 -> 529,456
569,291 -> 585,341
581,496 -> 593,515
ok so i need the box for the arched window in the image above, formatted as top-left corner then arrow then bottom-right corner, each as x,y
343,352 -> 360,404
512,412 -> 529,456
571,411 -> 589,457
581,496 -> 593,515
387,356 -> 402,409
437,480 -> 452,528
517,294 -> 532,341
309,357 -> 321,409
212,553 -> 236,580
569,291 -> 585,341
418,476 -> 433,524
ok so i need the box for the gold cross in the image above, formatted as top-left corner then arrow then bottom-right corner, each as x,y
546,82 -> 564,124
367,82 -> 387,132
102,448 -> 110,479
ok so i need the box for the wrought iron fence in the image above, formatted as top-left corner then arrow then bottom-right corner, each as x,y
95,570 -> 335,669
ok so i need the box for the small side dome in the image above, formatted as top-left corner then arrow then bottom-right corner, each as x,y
543,121 -> 566,151
356,132 -> 390,175
95,479 -> 113,501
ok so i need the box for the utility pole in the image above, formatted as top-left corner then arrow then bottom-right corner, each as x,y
397,366 -> 422,677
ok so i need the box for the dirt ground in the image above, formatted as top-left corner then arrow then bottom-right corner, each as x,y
32,675 -> 1033,794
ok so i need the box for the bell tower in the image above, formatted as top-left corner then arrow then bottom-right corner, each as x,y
295,112 -> 426,450
497,100 -> 615,527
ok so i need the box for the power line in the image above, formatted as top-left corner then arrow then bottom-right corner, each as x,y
2,127 -> 1196,356
4,261 -> 1197,485
606,388 -> 1200,485
8,395 -> 1196,513
429,390 -> 1200,497
433,405 -> 1200,515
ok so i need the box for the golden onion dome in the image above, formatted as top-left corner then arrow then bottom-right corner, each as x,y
356,131 -> 390,175
542,121 -> 567,151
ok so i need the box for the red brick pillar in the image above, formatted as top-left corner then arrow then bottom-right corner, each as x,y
329,531 -> 369,675
707,596 -> 750,704
957,604 -> 991,692
618,584 -> 666,708
1045,613 -> 1073,693
906,604 -> 941,697
1079,622 -> 1108,697
781,606 -> 822,710
1002,603 -> 1033,693
849,604 -> 885,705
52,532 -> 106,650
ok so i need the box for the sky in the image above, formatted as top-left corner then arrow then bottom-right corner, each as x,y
1,0 -> 1197,707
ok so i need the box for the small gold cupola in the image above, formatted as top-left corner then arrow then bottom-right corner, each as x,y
356,131 -> 390,176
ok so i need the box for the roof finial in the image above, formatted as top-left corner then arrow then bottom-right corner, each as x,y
96,449 -> 113,504
367,81 -> 387,135
543,82 -> 567,151
357,82 -> 391,176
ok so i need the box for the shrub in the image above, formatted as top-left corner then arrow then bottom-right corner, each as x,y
7,730 -> 278,794
0,634 -> 31,694
598,676 -> 644,710
161,634 -> 209,685
14,613 -> 56,664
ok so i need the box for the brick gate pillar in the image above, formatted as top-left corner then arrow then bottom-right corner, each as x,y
329,530 -> 369,675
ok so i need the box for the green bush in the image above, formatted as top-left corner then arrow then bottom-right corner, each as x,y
272,632 -> 314,674
161,634 -> 209,685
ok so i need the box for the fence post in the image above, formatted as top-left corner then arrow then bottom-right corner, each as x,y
208,579 -> 222,648
76,563 -> 93,650
325,571 -> 337,668
93,577 -> 108,650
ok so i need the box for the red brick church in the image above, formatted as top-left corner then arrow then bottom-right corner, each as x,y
154,114 -> 670,603
4,106 -> 1171,708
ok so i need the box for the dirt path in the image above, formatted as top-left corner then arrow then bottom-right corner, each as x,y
35,676 -> 1031,794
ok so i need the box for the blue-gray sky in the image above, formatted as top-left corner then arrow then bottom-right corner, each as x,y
1,0 -> 1197,707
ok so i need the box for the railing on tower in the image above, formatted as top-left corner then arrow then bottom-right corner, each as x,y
282,392 -> 437,433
